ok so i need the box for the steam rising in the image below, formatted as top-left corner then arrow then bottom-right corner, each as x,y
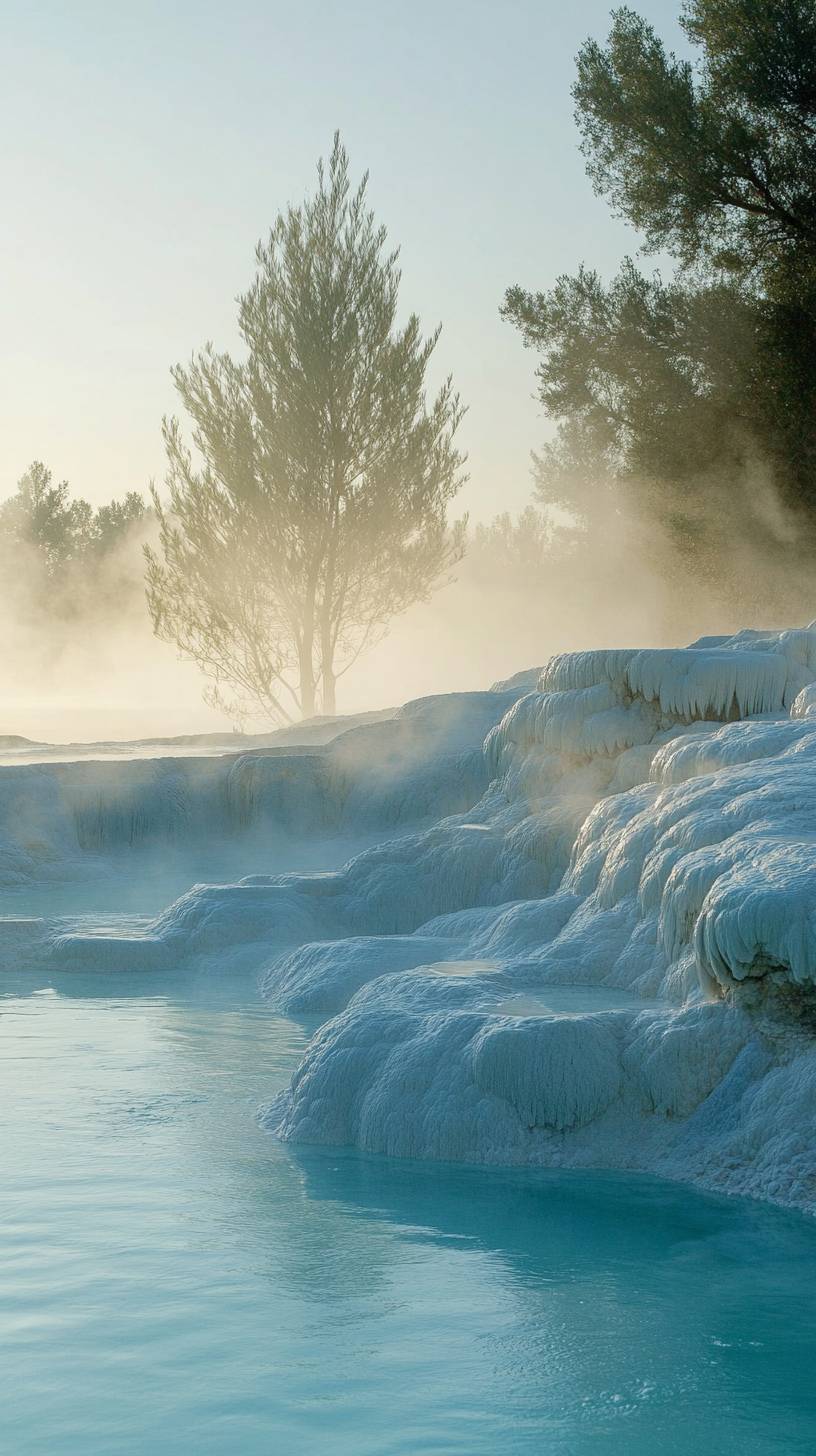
1,450 -> 815,743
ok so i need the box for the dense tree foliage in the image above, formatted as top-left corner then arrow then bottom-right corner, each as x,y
0,463 -> 147,605
504,260 -> 772,558
467,507 -> 565,578
146,136 -> 466,725
505,0 -> 816,579
575,0 -> 816,279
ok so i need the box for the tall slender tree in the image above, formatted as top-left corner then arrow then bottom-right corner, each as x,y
146,135 -> 467,724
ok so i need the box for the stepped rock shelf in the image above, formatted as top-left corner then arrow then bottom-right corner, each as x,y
4,627 -> 816,1210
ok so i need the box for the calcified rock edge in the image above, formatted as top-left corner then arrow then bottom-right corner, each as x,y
265,627 -> 816,1212
7,629 -> 816,1210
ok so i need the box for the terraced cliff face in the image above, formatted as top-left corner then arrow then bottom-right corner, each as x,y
0,692 -> 519,889
264,626 -> 816,1211
5,628 -> 816,1209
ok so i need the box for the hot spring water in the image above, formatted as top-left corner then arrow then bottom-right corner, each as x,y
2,967 -> 815,1456
6,651 -> 816,1450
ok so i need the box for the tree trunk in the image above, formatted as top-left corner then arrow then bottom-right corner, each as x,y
320,611 -> 336,715
300,671 -> 316,718
298,637 -> 316,718
319,493 -> 340,717
297,575 -> 319,719
321,666 -> 336,716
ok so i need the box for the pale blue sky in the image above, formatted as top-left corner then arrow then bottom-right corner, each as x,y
1,0 -> 682,518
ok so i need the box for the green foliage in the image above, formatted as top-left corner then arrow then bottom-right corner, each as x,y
92,492 -> 147,556
572,1 -> 816,519
468,506 -> 561,578
574,1 -> 816,278
146,135 -> 467,725
0,463 -> 147,590
505,0 -> 816,582
503,260 -> 766,545
0,462 -> 93,574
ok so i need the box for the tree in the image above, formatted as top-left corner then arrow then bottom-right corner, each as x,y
573,1 -> 816,279
502,259 -> 774,563
501,0 -> 816,621
92,492 -> 147,555
0,464 -> 148,584
468,506 -> 564,578
570,0 -> 816,519
145,135 -> 467,725
0,462 -> 94,574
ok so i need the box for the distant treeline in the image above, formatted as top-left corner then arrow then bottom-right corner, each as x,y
0,460 -> 559,624
0,462 -> 150,623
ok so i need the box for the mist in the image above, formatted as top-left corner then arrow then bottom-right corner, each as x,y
0,511 -> 223,743
3,458 -> 815,746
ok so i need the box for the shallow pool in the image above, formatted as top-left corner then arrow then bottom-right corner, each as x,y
2,969 -> 815,1455
492,985 -> 661,1016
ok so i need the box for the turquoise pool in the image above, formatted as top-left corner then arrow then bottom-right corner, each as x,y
2,968 -> 815,1455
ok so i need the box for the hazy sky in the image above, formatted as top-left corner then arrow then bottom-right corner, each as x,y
3,0 -> 682,520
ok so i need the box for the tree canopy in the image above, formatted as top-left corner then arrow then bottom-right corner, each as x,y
574,0 -> 816,279
0,462 -> 147,587
146,135 -> 466,725
504,0 -> 816,585
503,260 -> 768,551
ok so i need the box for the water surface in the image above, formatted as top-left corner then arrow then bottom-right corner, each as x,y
2,969 -> 815,1455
